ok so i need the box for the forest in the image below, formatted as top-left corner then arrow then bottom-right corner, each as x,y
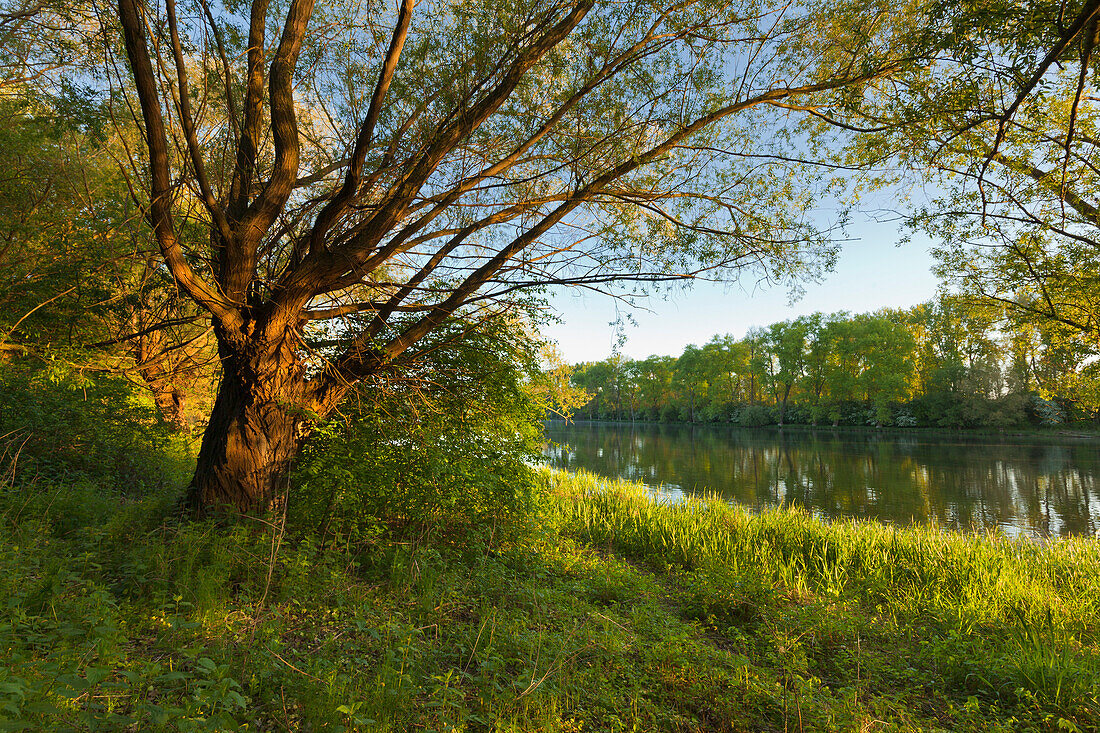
2,0 -> 1100,728
568,298 -> 1097,428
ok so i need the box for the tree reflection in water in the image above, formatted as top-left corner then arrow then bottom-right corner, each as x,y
544,422 -> 1100,538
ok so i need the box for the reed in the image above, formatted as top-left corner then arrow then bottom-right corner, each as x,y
545,469 -> 1100,717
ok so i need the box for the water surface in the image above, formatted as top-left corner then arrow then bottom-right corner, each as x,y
543,421 -> 1100,538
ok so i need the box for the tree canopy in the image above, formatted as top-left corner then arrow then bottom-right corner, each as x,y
834,0 -> 1100,353
102,0 -> 928,512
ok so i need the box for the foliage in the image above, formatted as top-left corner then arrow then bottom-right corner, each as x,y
830,0 -> 1100,380
0,96 -> 126,348
1032,396 -> 1068,427
0,89 -> 216,429
736,404 -> 774,427
569,297 -> 1097,428
0,357 -> 192,494
2,458 -> 1099,731
291,319 -> 547,543
527,344 -> 590,419
551,470 -> 1100,727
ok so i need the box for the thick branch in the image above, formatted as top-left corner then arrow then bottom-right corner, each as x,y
228,0 -> 271,220
278,0 -> 597,310
983,0 -> 1100,170
165,0 -> 232,244
306,0 -> 413,256
117,0 -> 240,327
315,67 -> 893,402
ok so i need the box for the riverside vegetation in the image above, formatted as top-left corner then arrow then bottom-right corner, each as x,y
4,0 -> 1100,728
2,367 -> 1098,731
568,301 -> 1097,430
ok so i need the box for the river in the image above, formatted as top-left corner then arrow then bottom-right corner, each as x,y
543,421 -> 1100,538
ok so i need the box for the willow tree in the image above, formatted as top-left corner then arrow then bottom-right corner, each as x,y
113,0 -> 923,514
835,0 -> 1100,407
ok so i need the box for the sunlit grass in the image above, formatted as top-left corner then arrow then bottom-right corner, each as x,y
546,469 -> 1100,614
545,468 -> 1100,721
1,470 -> 1098,730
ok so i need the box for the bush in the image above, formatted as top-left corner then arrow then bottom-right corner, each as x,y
0,357 -> 192,495
700,402 -> 730,422
894,408 -> 918,427
291,319 -> 544,544
781,404 -> 811,425
737,404 -> 774,427
871,403 -> 893,426
1031,395 -> 1067,426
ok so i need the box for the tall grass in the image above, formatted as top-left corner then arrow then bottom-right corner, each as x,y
546,469 -> 1100,718
3,460 -> 1098,729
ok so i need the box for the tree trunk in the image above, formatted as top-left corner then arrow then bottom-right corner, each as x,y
133,322 -> 191,430
149,381 -> 188,430
185,330 -> 310,515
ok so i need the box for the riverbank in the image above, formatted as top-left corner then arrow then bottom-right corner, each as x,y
2,470 -> 1098,730
551,418 -> 1100,444
545,420 -> 1100,538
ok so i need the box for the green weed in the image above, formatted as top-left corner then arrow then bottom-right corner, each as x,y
1,467 -> 1098,730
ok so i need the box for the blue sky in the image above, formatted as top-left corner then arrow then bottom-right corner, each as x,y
542,214 -> 941,363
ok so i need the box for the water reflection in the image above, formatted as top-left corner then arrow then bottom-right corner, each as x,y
543,422 -> 1100,538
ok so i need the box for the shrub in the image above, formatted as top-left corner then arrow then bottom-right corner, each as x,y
894,408 -> 918,427
659,405 -> 680,422
1031,395 -> 1067,426
737,404 -> 774,427
700,402 -> 730,423
781,404 -> 811,425
0,357 -> 192,495
291,319 -> 544,544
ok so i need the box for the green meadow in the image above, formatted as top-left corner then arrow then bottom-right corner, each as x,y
3,467 -> 1097,731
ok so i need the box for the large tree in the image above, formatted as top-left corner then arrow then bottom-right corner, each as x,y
111,0 -> 924,514
837,0 -> 1100,359
765,317 -> 809,424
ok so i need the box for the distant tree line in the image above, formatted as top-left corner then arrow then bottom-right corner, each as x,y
568,297 -> 1098,428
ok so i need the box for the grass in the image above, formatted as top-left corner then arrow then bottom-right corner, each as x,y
549,471 -> 1100,727
1,469 -> 1098,731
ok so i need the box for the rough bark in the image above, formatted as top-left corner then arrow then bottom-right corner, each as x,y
185,326 -> 310,515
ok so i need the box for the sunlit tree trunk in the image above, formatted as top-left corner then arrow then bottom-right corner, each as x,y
185,325 -> 312,514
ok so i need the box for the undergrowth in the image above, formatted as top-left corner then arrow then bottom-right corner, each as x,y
1,468 -> 1098,731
